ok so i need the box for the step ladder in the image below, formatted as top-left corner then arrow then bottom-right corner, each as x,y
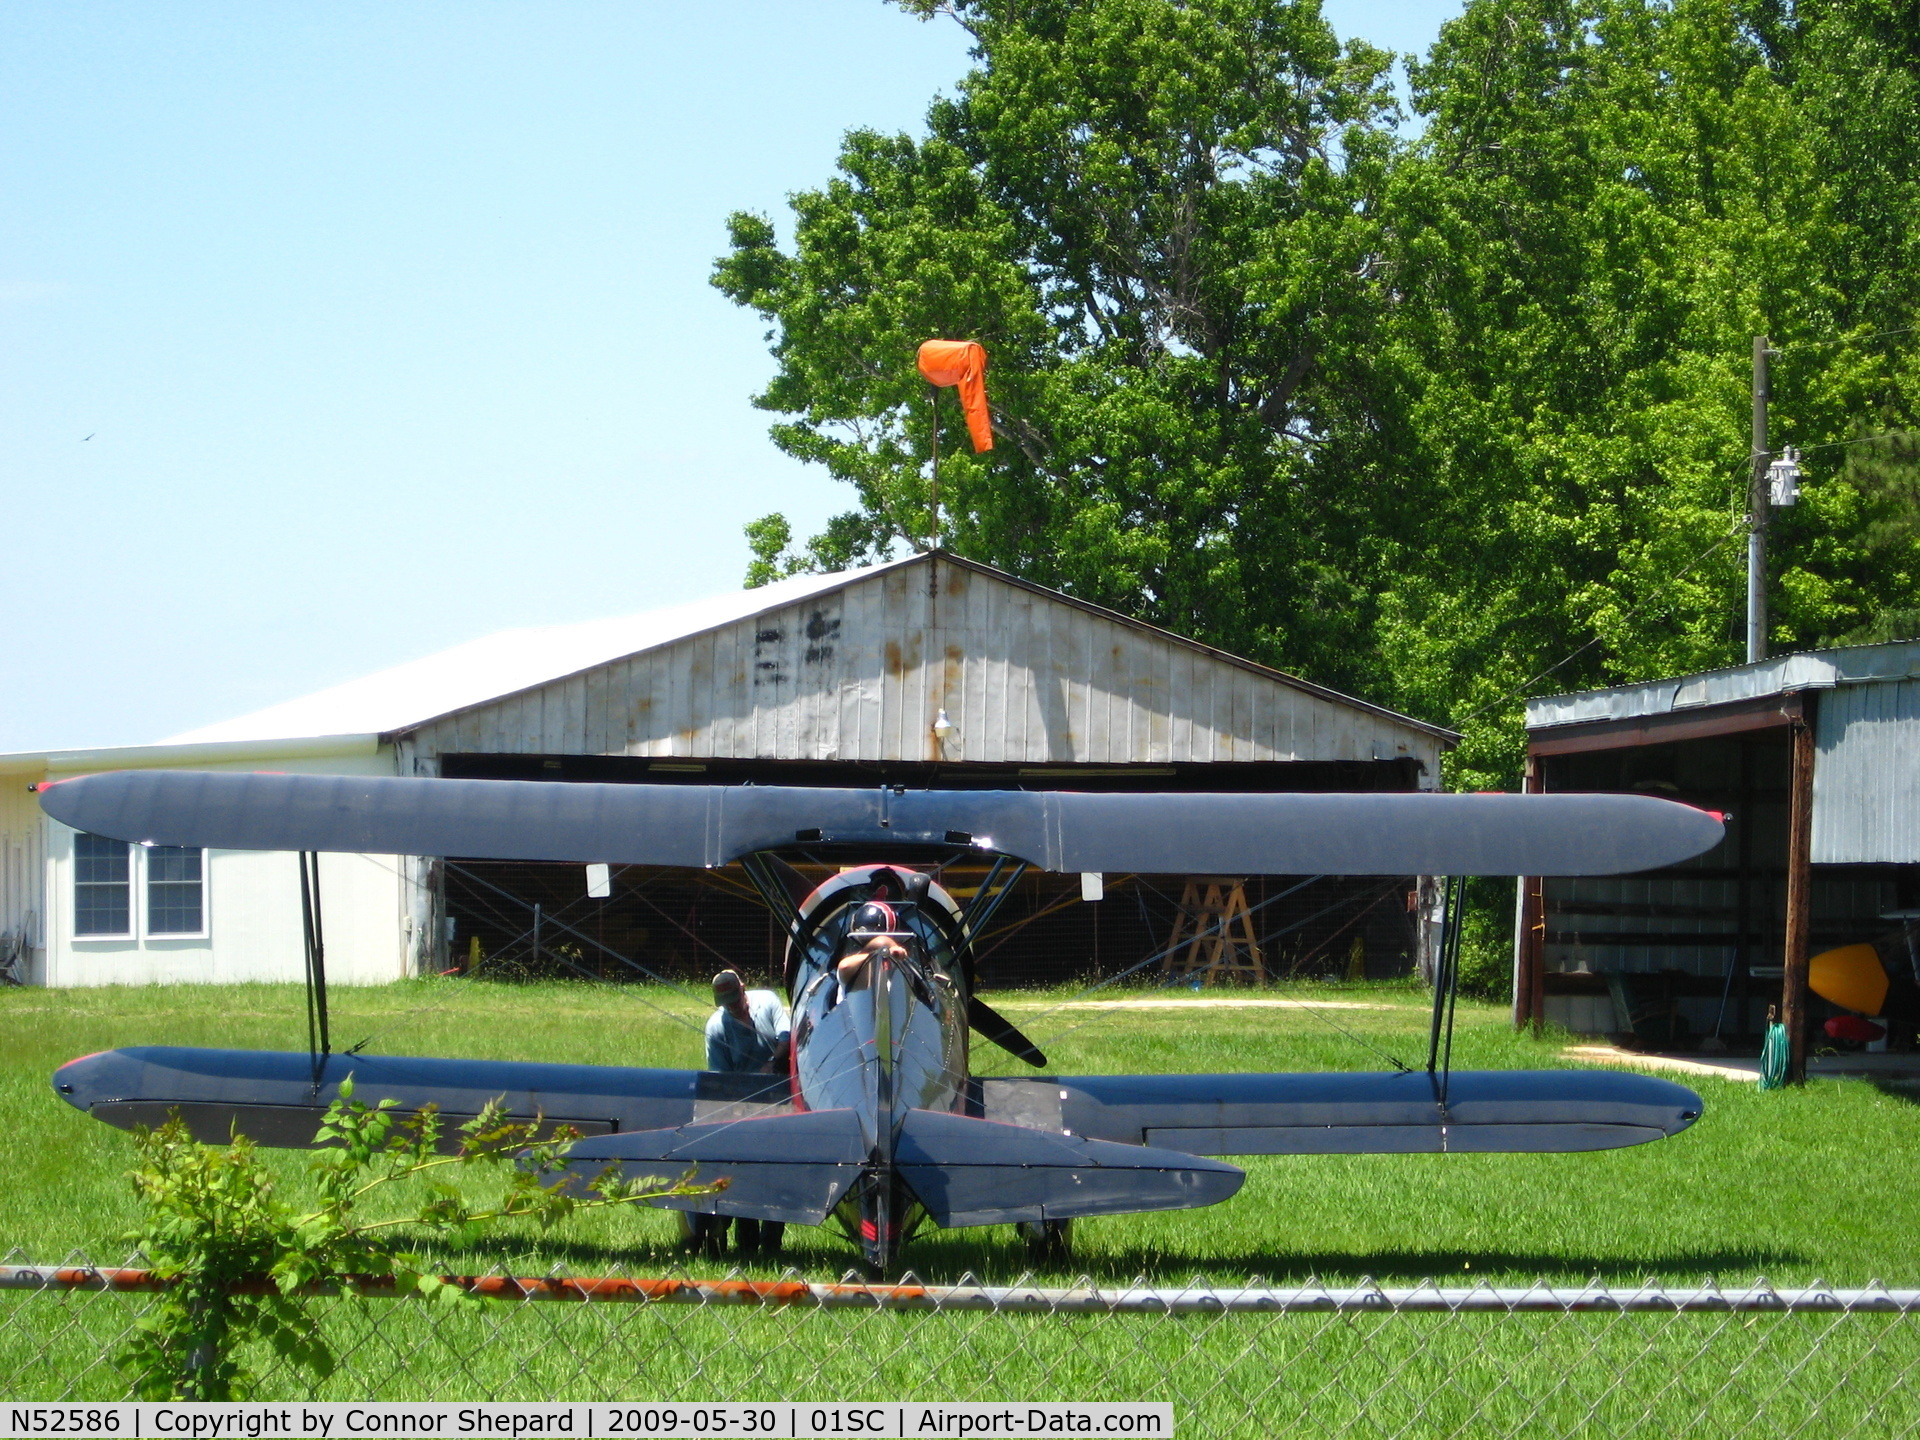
1162,877 -> 1266,986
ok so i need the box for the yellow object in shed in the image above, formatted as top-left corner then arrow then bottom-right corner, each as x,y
1809,943 -> 1888,1016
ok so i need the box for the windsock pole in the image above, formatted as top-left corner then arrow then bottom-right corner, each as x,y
928,382 -> 940,551
916,338 -> 993,552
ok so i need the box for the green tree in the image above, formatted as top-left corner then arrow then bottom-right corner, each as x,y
1377,0 -> 1920,783
716,0 -> 1404,691
718,0 -> 1920,792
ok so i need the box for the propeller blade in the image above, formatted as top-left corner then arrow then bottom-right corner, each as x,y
968,995 -> 1048,1068
39,772 -> 1723,877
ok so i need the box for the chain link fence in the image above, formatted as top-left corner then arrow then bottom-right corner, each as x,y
5,1254 -> 1920,1435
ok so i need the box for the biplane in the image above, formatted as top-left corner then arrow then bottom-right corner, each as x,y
40,772 -> 1719,1272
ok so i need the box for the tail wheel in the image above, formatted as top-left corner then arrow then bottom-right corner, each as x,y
1019,1218 -> 1073,1266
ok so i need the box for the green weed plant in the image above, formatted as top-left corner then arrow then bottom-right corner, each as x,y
119,1078 -> 714,1400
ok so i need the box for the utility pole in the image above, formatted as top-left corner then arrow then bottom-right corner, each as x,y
1747,335 -> 1770,663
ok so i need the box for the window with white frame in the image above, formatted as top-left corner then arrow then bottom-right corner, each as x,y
147,845 -> 205,935
72,834 -> 208,939
74,833 -> 132,937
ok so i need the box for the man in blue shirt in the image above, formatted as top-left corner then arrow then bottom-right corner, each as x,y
689,969 -> 791,1257
704,969 -> 791,1073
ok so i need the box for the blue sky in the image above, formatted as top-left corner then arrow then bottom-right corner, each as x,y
2,2 -> 1456,751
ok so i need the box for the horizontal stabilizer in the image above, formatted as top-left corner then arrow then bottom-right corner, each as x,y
894,1109 -> 1243,1227
1058,1069 -> 1703,1156
565,1109 -> 868,1226
40,772 -> 1723,876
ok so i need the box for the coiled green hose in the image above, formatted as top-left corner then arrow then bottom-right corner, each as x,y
1757,1020 -> 1791,1090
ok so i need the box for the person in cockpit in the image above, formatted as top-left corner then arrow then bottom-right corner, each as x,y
836,903 -> 909,996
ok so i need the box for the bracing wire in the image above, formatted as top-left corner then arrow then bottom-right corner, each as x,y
310,850 -> 711,1054
445,861 -> 701,993
1025,882 -> 1414,1072
988,877 -> 1418,1074
1006,874 -> 1331,1034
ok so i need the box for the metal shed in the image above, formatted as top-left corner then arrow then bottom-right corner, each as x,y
1517,641 -> 1920,1075
5,552 -> 1456,990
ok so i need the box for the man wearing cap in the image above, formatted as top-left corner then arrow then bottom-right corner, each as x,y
689,970 -> 792,1257
704,969 -> 791,1074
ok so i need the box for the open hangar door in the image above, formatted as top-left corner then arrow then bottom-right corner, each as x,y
433,748 -> 1427,995
1521,726 -> 1915,1050
441,857 -> 1425,993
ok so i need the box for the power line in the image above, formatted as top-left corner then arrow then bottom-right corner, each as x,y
1770,324 -> 1920,354
1790,428 -> 1920,455
1450,510 -> 1749,727
1452,412 -> 1920,729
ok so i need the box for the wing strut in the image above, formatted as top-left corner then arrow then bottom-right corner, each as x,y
1424,876 -> 1467,1107
959,856 -> 1027,988
298,851 -> 331,1095
739,852 -> 804,938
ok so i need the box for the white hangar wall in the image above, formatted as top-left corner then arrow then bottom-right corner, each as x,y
399,556 -> 1445,776
0,775 -> 47,979
9,739 -> 418,989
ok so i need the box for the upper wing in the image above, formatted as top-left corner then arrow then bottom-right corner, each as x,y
39,771 -> 1723,877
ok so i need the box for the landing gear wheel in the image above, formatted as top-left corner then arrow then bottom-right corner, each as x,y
1019,1218 -> 1072,1267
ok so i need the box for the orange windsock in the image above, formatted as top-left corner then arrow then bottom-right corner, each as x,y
916,339 -> 993,453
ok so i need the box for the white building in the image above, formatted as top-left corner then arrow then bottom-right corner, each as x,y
1,554 -> 1454,988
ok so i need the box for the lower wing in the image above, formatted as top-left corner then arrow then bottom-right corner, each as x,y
977,1069 -> 1702,1155
52,1046 -> 787,1150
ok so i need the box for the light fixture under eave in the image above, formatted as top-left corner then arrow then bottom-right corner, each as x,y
932,708 -> 954,738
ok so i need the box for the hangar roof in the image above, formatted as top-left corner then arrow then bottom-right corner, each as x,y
162,563 -> 900,746
387,552 -> 1456,770
1526,640 -> 1920,731
17,553 -> 1452,775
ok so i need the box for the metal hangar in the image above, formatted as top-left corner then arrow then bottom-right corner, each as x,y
1,552 -> 1456,991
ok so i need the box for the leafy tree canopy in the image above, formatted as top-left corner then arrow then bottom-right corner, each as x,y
719,0 -> 1920,786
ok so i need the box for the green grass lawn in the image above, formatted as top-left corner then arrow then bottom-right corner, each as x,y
3,976 -> 1917,1287
4,980 -> 1919,1422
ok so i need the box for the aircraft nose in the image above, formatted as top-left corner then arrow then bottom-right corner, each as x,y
51,1052 -> 110,1112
